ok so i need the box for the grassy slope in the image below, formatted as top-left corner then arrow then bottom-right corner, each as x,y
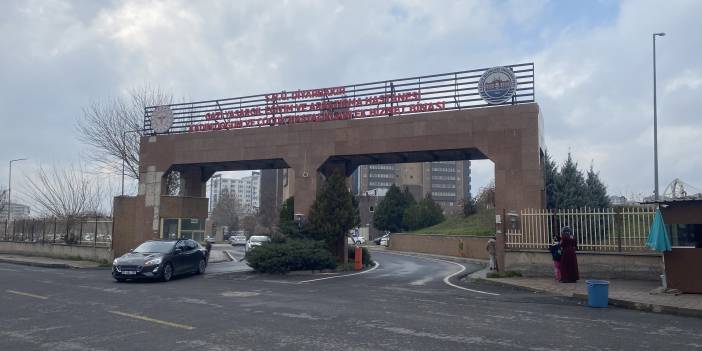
411,207 -> 496,236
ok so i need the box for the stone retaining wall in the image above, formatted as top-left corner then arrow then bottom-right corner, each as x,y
0,241 -> 112,262
505,249 -> 662,281
388,233 -> 490,260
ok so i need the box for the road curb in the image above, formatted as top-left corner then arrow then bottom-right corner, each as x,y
0,257 -> 83,269
479,277 -> 702,318
571,293 -> 702,318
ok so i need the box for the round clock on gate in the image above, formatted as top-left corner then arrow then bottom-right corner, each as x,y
151,105 -> 174,134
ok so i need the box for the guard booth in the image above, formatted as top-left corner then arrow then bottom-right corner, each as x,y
659,199 -> 702,293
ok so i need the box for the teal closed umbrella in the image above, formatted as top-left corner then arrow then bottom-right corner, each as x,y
646,209 -> 672,252
646,208 -> 671,288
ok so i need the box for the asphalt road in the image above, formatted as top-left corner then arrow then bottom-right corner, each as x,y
1,249 -> 701,350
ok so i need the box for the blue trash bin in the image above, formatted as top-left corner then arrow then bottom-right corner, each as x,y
586,280 -> 609,308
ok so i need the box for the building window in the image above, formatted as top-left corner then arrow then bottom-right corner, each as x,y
432,175 -> 456,181
669,224 -> 701,248
431,191 -> 456,197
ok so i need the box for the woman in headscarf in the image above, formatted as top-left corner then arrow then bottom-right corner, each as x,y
559,226 -> 579,283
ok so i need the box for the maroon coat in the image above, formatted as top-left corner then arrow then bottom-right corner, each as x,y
559,234 -> 579,283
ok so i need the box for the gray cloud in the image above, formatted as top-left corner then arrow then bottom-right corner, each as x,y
1,0 -> 700,207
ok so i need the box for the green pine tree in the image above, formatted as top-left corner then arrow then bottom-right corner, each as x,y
556,153 -> 587,209
543,150 -> 559,209
585,165 -> 610,208
372,184 -> 413,232
420,194 -> 445,227
278,197 -> 300,239
403,194 -> 445,230
305,171 -> 360,257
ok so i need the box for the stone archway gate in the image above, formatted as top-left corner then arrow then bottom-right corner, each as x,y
112,63 -> 544,270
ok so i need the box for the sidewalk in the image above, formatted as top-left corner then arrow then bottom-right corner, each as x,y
0,254 -> 103,269
475,271 -> 702,318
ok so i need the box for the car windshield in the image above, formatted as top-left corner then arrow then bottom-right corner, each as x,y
133,241 -> 175,253
250,236 -> 269,243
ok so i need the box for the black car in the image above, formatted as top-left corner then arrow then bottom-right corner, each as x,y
112,239 -> 207,282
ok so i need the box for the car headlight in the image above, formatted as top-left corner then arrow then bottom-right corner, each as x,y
144,257 -> 163,266
112,258 -> 119,266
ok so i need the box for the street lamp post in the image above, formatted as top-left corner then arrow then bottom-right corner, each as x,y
6,158 -> 28,236
653,32 -> 666,201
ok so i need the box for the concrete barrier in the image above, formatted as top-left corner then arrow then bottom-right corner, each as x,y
388,233 -> 490,260
0,241 -> 112,262
505,249 -> 662,281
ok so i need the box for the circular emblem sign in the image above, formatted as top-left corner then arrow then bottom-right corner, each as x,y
478,66 -> 517,105
151,105 -> 174,134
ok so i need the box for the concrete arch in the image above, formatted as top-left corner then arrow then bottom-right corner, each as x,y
112,103 -> 544,258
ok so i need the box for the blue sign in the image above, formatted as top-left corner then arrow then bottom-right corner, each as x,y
478,66 -> 517,104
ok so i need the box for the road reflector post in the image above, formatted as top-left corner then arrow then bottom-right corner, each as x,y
354,246 -> 362,271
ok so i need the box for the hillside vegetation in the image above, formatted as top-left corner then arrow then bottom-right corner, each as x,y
411,207 -> 495,236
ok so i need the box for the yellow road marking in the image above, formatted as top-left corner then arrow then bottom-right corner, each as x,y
108,310 -> 195,330
6,289 -> 49,300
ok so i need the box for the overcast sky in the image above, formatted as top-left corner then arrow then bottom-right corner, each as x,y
1,0 -> 701,207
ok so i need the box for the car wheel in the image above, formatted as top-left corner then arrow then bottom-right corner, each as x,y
161,263 -> 174,282
196,259 -> 206,274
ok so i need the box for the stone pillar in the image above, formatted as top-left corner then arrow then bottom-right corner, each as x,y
286,151 -> 331,217
486,136 -> 543,272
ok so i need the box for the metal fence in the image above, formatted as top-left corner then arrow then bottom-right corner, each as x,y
144,63 -> 535,135
0,217 -> 112,248
505,207 -> 655,252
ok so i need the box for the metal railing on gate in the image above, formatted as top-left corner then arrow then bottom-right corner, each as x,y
505,207 -> 655,252
144,63 -> 535,135
0,217 -> 112,248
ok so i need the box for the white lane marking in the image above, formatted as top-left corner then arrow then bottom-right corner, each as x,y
223,250 -> 236,262
6,289 -> 49,300
108,310 -> 195,330
381,251 -> 500,296
297,262 -> 380,284
409,276 -> 434,286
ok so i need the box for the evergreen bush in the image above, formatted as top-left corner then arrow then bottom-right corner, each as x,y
245,239 -> 337,274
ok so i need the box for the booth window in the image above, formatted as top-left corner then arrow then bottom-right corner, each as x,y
161,218 -> 206,242
669,224 -> 702,248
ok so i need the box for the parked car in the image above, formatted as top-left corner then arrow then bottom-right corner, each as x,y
374,233 -> 390,245
380,235 -> 390,247
348,235 -> 366,245
205,236 -> 216,243
229,234 -> 247,246
245,235 -> 271,252
112,239 -> 207,282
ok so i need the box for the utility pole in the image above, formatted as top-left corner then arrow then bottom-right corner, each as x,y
6,158 -> 28,234
653,32 -> 666,201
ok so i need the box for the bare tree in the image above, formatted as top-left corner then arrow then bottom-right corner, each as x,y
76,86 -> 172,181
211,191 -> 239,231
475,180 -> 496,209
22,164 -> 107,218
0,189 -> 7,215
22,164 -> 110,243
241,215 -> 257,236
